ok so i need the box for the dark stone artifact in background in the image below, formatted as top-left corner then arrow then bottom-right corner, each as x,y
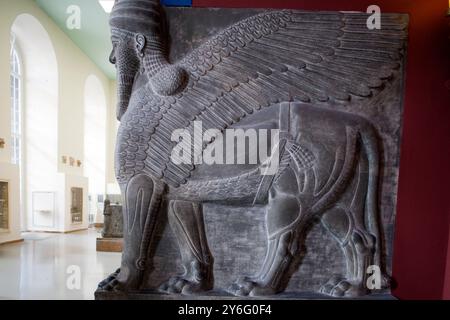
97,200 -> 124,252
96,0 -> 408,299
102,200 -> 124,239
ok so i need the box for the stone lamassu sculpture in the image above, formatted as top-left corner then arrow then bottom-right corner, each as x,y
98,0 -> 408,298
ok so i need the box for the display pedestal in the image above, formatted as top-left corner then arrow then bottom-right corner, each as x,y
96,237 -> 123,252
95,290 -> 395,300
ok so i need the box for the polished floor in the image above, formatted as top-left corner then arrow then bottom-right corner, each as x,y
0,229 -> 121,300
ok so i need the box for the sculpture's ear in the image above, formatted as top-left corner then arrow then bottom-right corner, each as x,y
135,33 -> 146,57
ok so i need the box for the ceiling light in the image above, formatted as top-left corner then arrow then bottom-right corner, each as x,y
99,0 -> 114,13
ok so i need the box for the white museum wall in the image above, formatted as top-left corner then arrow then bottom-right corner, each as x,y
84,75 -> 107,224
0,0 -> 118,238
106,81 -> 120,194
107,82 -> 118,184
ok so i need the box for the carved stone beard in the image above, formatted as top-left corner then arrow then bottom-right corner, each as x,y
114,36 -> 141,121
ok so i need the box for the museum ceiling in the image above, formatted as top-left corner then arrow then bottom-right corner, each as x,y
35,0 -> 115,79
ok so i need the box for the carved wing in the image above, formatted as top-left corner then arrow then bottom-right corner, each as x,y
139,10 -> 408,187
179,10 -> 408,103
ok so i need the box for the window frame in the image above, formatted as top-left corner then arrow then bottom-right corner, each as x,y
10,33 -> 22,166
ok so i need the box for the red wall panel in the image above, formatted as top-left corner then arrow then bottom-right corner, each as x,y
193,0 -> 450,299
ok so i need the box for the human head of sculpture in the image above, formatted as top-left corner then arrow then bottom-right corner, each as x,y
109,0 -> 187,120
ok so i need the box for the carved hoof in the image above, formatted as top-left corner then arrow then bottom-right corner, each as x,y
97,269 -> 124,292
228,277 -> 277,297
380,273 -> 391,289
159,275 -> 213,295
319,275 -> 368,298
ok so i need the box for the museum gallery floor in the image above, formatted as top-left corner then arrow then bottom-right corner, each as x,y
0,230 -> 120,300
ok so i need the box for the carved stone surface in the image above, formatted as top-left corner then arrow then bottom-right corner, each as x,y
97,0 -> 408,299
102,200 -> 124,239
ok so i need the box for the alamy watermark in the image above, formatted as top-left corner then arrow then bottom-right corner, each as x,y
366,265 -> 382,290
367,5 -> 382,30
66,265 -> 81,290
171,121 -> 281,176
66,5 -> 81,30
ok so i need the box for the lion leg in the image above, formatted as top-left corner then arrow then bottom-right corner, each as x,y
229,167 -> 304,297
319,153 -> 380,297
319,206 -> 375,297
159,201 -> 214,295
98,174 -> 164,292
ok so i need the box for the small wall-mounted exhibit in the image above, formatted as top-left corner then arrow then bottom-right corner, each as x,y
31,192 -> 56,229
0,163 -> 20,244
60,174 -> 89,232
0,181 -> 9,232
61,156 -> 83,168
70,187 -> 83,224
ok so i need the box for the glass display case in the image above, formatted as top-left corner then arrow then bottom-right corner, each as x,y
71,187 -> 83,224
0,181 -> 9,232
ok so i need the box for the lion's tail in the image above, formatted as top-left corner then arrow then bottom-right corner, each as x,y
359,123 -> 382,269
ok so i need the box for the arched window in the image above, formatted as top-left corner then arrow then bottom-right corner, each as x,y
10,33 -> 21,165
12,14 -> 58,231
